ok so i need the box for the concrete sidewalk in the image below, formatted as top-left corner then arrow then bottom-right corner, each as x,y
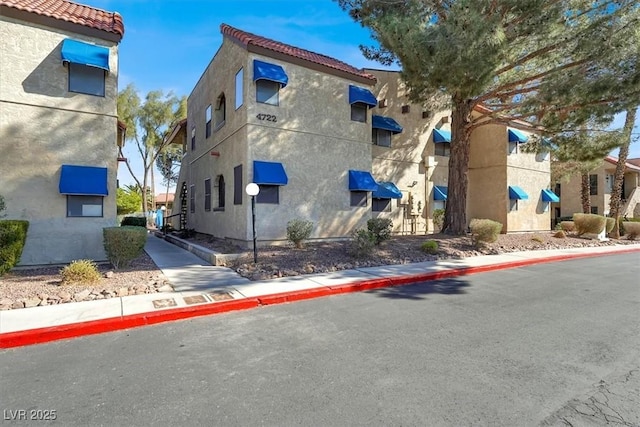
1,235 -> 639,348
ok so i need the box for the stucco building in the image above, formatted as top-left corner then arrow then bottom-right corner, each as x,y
172,24 -> 555,247
555,156 -> 640,219
0,0 -> 124,265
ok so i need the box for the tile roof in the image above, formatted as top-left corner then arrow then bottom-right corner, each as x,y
0,0 -> 124,40
605,155 -> 640,172
221,24 -> 376,83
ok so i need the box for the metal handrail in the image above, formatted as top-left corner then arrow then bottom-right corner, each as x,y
162,212 -> 183,235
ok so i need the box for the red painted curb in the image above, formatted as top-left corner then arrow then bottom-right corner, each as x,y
0,298 -> 261,349
2,247 -> 638,349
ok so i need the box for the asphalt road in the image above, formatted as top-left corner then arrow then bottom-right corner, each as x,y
1,253 -> 639,426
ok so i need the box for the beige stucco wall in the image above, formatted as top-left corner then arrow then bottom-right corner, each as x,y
0,16 -> 119,265
183,39 -> 378,245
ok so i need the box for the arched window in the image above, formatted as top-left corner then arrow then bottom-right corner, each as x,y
218,175 -> 225,208
214,93 -> 226,128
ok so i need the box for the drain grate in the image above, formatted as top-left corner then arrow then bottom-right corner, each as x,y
152,298 -> 177,309
184,295 -> 208,305
209,292 -> 233,301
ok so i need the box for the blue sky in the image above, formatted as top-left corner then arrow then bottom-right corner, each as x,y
88,0 -> 639,192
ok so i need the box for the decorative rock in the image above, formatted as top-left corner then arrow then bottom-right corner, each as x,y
303,265 -> 315,274
59,291 -> 72,302
116,287 -> 129,297
104,271 -> 114,278
157,284 -> 173,293
74,289 -> 91,301
37,293 -> 49,300
24,298 -> 41,308
12,301 -> 25,309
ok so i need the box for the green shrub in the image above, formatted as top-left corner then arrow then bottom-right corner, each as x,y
421,240 -> 439,254
560,221 -> 575,233
121,216 -> 147,227
622,222 -> 640,240
60,259 -> 101,285
605,217 -> 616,233
103,226 -> 147,269
0,194 -> 5,218
553,230 -> 567,238
433,208 -> 445,232
531,235 -> 544,243
0,220 -> 29,276
573,213 -> 606,236
349,228 -> 376,258
469,218 -> 503,245
367,217 -> 392,245
286,219 -> 314,249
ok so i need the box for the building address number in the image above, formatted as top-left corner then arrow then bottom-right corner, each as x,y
256,114 -> 277,122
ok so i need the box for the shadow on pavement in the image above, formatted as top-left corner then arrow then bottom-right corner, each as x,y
366,277 -> 471,300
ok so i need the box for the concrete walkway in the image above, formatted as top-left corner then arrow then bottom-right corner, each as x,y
1,235 -> 639,348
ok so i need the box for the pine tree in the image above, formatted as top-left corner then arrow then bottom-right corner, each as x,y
336,0 -> 640,233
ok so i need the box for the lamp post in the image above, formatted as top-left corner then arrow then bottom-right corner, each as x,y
245,183 -> 260,264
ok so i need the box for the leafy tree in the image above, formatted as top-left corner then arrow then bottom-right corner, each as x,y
0,194 -> 5,218
609,107 -> 638,238
336,0 -> 640,233
117,84 -> 186,214
116,187 -> 142,215
155,143 -> 182,210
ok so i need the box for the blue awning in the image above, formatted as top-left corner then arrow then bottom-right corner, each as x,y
372,181 -> 402,199
508,128 -> 529,143
508,186 -> 529,200
253,60 -> 288,87
348,85 -> 377,107
372,115 -> 403,134
61,39 -> 110,71
253,161 -> 288,185
541,189 -> 560,203
432,129 -> 451,143
434,185 -> 448,201
348,170 -> 378,192
59,165 -> 108,195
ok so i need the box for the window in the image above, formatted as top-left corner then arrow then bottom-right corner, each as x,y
68,63 -> 105,96
217,175 -> 225,209
205,105 -> 212,138
508,142 -> 519,154
591,206 -> 598,214
67,195 -> 103,217
435,143 -> 450,157
214,93 -> 226,128
589,174 -> 598,195
235,68 -> 244,110
350,191 -> 367,207
372,198 -> 391,212
190,185 -> 195,213
256,80 -> 280,105
372,129 -> 391,147
191,126 -> 196,151
204,179 -> 211,211
351,103 -> 367,123
234,165 -> 243,205
554,183 -> 561,197
256,185 -> 279,204
433,200 -> 445,211
510,199 -> 518,211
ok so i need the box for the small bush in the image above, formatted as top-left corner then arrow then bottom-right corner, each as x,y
103,226 -> 147,269
605,217 -> 616,233
560,221 -> 575,233
349,228 -> 376,258
178,228 -> 196,239
286,219 -> 314,249
121,216 -> 147,227
622,222 -> 640,240
531,235 -> 544,243
60,259 -> 101,285
573,213 -> 606,236
469,218 -> 502,245
433,208 -> 445,232
421,240 -> 439,254
553,230 -> 567,238
0,220 -> 29,276
367,217 -> 392,245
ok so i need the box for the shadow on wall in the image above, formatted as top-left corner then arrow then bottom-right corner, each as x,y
22,42 -> 69,98
366,276 -> 471,300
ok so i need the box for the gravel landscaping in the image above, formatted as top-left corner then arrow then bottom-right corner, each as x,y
1,232 -> 637,311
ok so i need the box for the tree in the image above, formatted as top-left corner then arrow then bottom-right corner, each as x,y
116,187 -> 142,215
117,84 -> 186,215
0,194 -> 5,218
609,107 -> 638,238
336,0 -> 640,233
155,143 -> 182,211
